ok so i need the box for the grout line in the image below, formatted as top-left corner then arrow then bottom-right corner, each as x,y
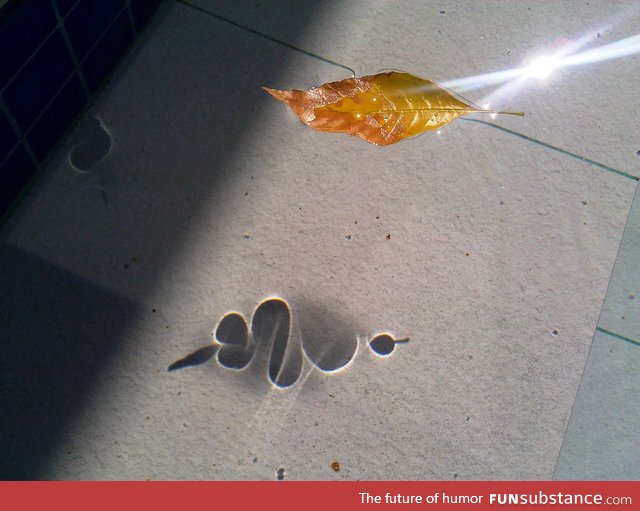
0,97 -> 40,168
176,0 -> 356,77
50,0 -> 91,99
125,0 -> 138,37
595,327 -> 640,348
0,0 -> 82,96
462,118 -> 639,182
596,326 -> 640,347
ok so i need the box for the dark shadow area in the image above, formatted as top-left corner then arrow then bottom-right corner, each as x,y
293,297 -> 359,372
251,298 -> 301,388
0,0 -> 335,477
216,312 -> 252,370
0,245 -> 141,479
68,117 -> 113,172
369,333 -> 410,357
169,296 -> 385,388
167,344 -> 217,371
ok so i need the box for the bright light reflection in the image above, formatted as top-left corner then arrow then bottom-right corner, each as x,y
524,55 -> 559,80
441,30 -> 640,107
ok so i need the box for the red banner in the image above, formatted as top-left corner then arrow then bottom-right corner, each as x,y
1,481 -> 637,511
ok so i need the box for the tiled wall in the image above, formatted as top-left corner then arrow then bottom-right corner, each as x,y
0,0 -> 162,221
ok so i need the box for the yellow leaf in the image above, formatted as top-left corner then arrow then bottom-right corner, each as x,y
263,71 -> 523,146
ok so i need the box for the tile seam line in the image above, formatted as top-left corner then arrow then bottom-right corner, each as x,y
8,2 -> 131,141
0,97 -> 40,167
595,326 -> 640,348
553,182 -> 640,478
0,0 -> 82,96
50,0 -> 91,99
461,118 -> 639,182
175,0 -> 356,77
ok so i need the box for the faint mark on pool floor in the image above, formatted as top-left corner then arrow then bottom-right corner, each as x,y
68,117 -> 113,172
168,297 -> 408,388
66,116 -> 117,208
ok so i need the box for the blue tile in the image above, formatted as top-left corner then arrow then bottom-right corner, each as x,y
65,0 -> 125,61
0,110 -> 18,163
26,73 -> 86,161
0,144 -> 37,217
81,10 -> 134,93
54,0 -> 81,18
130,0 -> 162,32
0,0 -> 56,89
3,29 -> 75,132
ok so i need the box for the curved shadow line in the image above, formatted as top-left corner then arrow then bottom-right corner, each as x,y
462,118 -> 639,182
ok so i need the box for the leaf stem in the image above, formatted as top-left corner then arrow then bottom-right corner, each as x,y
478,110 -> 525,116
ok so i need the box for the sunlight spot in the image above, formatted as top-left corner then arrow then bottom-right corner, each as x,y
523,55 -> 559,80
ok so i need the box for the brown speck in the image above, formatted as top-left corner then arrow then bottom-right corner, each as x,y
331,461 -> 340,472
354,220 -> 358,224
376,215 -> 380,219
244,192 -> 249,196
465,252 -> 470,256
146,416 -> 150,420
385,233 -> 391,240
345,234 -> 352,240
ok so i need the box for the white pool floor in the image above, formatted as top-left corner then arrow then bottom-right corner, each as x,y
1,0 -> 638,480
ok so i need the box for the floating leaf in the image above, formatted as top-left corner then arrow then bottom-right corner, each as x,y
263,71 -> 523,146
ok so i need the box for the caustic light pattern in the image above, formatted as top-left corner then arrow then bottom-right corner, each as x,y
264,71 -> 523,146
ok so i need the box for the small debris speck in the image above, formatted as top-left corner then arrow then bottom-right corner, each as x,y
331,461 -> 340,472
552,329 -> 559,336
276,468 -> 285,480
439,10 -> 445,14
385,233 -> 391,240
243,234 -> 250,239
123,263 -> 130,269
581,200 -> 587,205
465,252 -> 470,256
345,234 -> 352,240
253,457 -> 258,463
152,308 -> 156,313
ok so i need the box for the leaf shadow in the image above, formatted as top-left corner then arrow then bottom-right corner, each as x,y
168,344 -> 217,371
